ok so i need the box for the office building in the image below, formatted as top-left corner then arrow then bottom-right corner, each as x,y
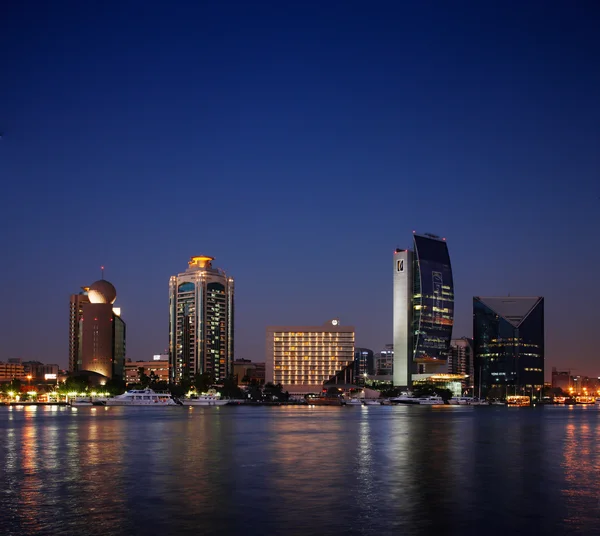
393,233 -> 454,387
354,348 -> 375,383
448,338 -> 474,390
169,256 -> 234,384
266,319 -> 355,394
68,279 -> 126,381
375,344 -> 393,375
124,354 -> 170,384
473,296 -> 544,397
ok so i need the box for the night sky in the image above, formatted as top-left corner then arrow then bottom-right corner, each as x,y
1,1 -> 599,377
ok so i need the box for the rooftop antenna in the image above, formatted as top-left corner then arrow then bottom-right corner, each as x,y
101,266 -> 105,280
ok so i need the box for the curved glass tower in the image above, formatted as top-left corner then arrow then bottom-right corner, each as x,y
169,256 -> 234,384
412,234 -> 454,366
393,233 -> 454,387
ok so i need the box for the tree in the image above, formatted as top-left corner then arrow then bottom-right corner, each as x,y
138,367 -> 150,388
218,376 -> 243,400
104,377 -> 126,395
193,372 -> 213,393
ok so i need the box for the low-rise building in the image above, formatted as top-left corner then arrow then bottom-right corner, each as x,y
0,361 -> 26,382
124,355 -> 170,384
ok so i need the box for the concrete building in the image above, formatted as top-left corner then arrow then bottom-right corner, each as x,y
124,354 -> 170,384
169,256 -> 234,384
22,361 -> 60,382
393,233 -> 454,387
233,359 -> 255,384
0,361 -> 26,382
266,319 -> 355,394
473,296 -> 544,397
68,279 -> 126,381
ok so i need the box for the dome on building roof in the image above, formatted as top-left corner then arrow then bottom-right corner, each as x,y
88,279 -> 117,304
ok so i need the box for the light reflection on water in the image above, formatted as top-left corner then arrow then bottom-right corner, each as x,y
2,405 -> 600,535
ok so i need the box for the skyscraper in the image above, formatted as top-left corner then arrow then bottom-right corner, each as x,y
448,337 -> 474,391
473,297 -> 544,397
393,233 -> 454,387
68,279 -> 126,381
169,256 -> 234,384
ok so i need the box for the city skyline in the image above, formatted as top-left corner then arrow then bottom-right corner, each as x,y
2,2 -> 600,377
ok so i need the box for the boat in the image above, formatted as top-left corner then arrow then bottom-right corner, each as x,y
390,394 -> 445,405
470,398 -> 490,406
181,393 -> 229,406
306,395 -> 345,406
105,389 -> 179,406
345,398 -> 362,406
449,396 -> 475,405
362,399 -> 381,406
69,397 -> 94,407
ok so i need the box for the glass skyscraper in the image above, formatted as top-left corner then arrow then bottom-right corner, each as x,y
473,297 -> 544,397
393,233 -> 454,387
169,256 -> 235,384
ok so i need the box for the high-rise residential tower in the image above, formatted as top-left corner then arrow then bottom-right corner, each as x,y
448,337 -> 474,391
169,256 -> 234,384
393,233 -> 454,387
68,279 -> 126,381
473,296 -> 544,397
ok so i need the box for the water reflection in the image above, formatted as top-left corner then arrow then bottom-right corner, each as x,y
2,406 -> 600,535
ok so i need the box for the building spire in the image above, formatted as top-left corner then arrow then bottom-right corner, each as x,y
101,265 -> 105,280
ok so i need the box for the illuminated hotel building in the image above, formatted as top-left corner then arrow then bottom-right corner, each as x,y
473,297 -> 544,396
169,256 -> 234,384
266,320 -> 355,394
68,279 -> 126,381
393,233 -> 454,387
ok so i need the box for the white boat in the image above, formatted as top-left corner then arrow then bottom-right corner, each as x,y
416,396 -> 445,405
105,389 -> 178,406
390,394 -> 445,405
181,394 -> 229,406
69,397 -> 94,407
449,396 -> 475,405
345,398 -> 362,406
471,398 -> 490,406
362,399 -> 381,406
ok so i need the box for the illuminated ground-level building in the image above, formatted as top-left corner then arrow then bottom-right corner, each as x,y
393,233 -> 454,387
266,320 -> 355,395
68,279 -> 126,381
169,256 -> 234,384
473,296 -> 544,397
412,374 -> 466,397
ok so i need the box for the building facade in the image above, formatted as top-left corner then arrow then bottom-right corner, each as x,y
0,361 -> 26,382
473,297 -> 544,397
124,355 -> 170,384
448,338 -> 474,391
266,320 -> 355,394
169,256 -> 234,384
393,233 -> 454,387
68,279 -> 126,381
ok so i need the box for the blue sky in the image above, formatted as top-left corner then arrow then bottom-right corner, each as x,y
1,1 -> 599,376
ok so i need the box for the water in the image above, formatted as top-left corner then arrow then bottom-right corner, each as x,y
1,404 -> 600,536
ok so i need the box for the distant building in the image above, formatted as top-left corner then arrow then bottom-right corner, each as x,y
124,355 -> 170,384
393,233 -> 454,387
251,362 -> 266,384
0,361 -> 26,382
375,344 -> 393,375
22,361 -> 59,382
551,367 -> 571,392
169,256 -> 234,384
68,279 -> 126,382
354,348 -> 375,383
266,319 -> 355,394
473,296 -> 544,397
448,338 -> 474,390
233,359 -> 255,384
